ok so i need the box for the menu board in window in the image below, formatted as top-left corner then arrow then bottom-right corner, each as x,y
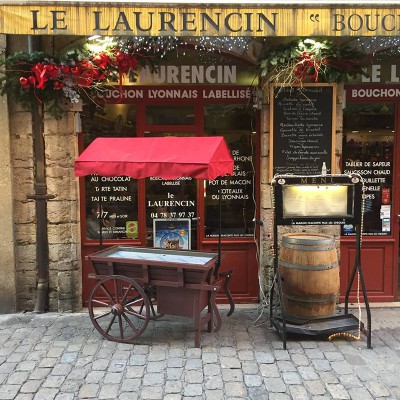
270,84 -> 336,180
85,175 -> 138,240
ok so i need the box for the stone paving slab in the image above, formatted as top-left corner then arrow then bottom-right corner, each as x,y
0,306 -> 399,399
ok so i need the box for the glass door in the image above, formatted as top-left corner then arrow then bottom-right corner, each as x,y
340,101 -> 398,302
143,103 -> 198,250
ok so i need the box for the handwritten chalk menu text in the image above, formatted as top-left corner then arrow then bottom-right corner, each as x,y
271,84 -> 336,178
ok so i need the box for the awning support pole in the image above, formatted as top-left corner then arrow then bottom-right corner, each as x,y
99,178 -> 103,250
216,177 -> 222,273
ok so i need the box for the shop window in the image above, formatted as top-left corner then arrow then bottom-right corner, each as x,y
342,103 -> 394,236
80,100 -> 256,244
81,103 -> 139,241
204,105 -> 256,238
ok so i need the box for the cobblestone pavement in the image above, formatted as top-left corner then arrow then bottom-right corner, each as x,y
0,305 -> 399,400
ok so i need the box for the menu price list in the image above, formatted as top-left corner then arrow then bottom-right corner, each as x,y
272,86 -> 333,176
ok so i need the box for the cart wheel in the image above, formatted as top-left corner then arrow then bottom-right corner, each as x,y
141,285 -> 164,320
88,275 -> 150,343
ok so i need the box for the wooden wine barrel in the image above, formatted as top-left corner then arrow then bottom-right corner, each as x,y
278,232 -> 339,321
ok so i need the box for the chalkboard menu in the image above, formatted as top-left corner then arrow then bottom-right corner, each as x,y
270,84 -> 336,179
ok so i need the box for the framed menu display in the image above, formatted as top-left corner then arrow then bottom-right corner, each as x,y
270,84 -> 336,180
272,174 -> 362,226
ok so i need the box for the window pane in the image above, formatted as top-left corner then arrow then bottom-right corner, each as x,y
82,103 -> 137,141
204,105 -> 256,238
204,104 -> 254,132
146,105 -> 195,125
342,103 -> 394,236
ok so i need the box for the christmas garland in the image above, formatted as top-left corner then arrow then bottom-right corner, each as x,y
0,38 -> 163,118
259,38 -> 367,86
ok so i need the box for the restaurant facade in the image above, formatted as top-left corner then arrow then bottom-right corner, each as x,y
1,1 -> 400,313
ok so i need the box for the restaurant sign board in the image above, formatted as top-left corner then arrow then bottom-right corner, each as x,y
0,5 -> 399,36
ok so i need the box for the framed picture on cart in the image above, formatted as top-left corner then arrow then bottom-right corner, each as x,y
153,218 -> 191,250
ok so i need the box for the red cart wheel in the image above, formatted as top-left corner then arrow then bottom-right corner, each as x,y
88,275 -> 150,343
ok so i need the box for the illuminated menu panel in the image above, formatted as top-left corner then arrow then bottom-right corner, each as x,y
282,185 -> 349,218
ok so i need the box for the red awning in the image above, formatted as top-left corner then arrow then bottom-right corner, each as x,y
74,136 -> 234,180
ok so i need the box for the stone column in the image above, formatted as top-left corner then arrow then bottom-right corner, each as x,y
259,83 -> 343,302
0,34 -> 17,313
45,109 -> 81,312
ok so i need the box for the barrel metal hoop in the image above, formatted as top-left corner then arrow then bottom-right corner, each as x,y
282,236 -> 335,245
283,293 -> 338,303
281,242 -> 336,251
279,260 -> 338,271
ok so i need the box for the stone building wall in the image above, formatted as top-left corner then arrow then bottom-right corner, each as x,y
45,112 -> 81,312
9,103 -> 81,312
7,35 -> 82,312
258,84 -> 344,300
0,34 -> 17,313
10,106 -> 36,310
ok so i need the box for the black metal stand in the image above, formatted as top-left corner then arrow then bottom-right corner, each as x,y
270,223 -> 371,350
269,175 -> 372,350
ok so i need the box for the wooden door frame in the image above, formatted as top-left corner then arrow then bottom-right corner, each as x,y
78,85 -> 261,305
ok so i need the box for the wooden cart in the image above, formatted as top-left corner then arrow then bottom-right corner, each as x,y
76,137 -> 236,347
86,245 -> 234,348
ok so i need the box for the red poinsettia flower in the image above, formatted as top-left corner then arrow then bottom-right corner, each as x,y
70,66 -> 80,75
61,65 -> 70,74
92,52 -> 111,70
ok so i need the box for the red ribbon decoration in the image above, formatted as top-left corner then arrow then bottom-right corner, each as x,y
17,48 -> 140,104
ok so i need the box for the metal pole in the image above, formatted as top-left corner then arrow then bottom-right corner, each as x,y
26,36 -> 55,313
99,178 -> 103,250
218,177 -> 222,266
